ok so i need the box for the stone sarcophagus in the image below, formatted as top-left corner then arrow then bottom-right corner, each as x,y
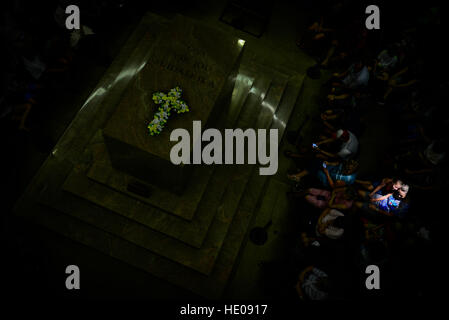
102,16 -> 244,193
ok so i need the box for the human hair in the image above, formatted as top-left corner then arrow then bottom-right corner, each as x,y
344,186 -> 358,200
400,184 -> 410,194
393,184 -> 410,202
342,159 -> 359,175
333,216 -> 345,229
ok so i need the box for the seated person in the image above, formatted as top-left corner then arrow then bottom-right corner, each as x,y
329,59 -> 370,91
401,140 -> 447,191
300,186 -> 354,210
382,66 -> 418,101
296,266 -> 329,301
405,139 -> 447,171
285,129 -> 359,161
356,184 -> 410,218
297,16 -> 335,58
316,208 -> 345,240
287,159 -> 358,187
375,47 -> 399,72
355,177 -> 403,197
320,106 -> 362,136
315,129 -> 359,160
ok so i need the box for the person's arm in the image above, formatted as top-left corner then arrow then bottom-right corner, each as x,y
334,67 -> 350,78
323,165 -> 335,189
370,193 -> 392,202
355,179 -> 373,185
317,208 -> 331,233
323,120 -> 336,132
328,93 -> 350,100
296,280 -> 305,299
329,203 -> 350,210
316,137 -> 335,146
299,266 -> 314,283
316,148 -> 338,159
367,203 -> 394,217
391,66 -> 409,79
376,71 -> 389,81
369,183 -> 386,197
328,188 -> 350,210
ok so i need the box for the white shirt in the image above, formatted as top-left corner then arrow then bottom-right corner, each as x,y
337,131 -> 359,159
302,268 -> 329,300
424,141 -> 445,165
343,65 -> 370,88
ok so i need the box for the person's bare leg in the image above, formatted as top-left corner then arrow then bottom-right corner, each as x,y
384,86 -> 393,100
287,170 -> 309,182
355,180 -> 374,191
357,190 -> 369,198
321,45 -> 336,67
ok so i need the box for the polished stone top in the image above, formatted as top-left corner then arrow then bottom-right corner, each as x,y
103,15 -> 244,160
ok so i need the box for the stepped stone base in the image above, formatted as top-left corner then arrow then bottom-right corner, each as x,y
14,12 -> 305,298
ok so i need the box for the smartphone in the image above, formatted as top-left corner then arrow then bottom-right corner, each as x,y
312,143 -> 318,148
322,162 -> 327,168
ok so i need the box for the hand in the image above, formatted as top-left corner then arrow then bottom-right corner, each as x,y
312,143 -> 319,149
308,22 -> 320,31
321,113 -> 328,120
332,73 -> 339,77
314,33 -> 325,40
327,94 -> 335,101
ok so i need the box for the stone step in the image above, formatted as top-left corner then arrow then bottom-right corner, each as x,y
57,53 -> 260,250
51,70 -> 281,275
224,66 -> 255,128
60,68 -> 272,244
36,68 -> 282,275
15,71 -> 305,297
222,75 -> 304,288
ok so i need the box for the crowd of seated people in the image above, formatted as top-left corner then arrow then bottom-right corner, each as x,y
286,2 -> 445,301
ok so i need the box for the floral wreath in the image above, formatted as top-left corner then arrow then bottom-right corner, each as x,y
147,86 -> 190,135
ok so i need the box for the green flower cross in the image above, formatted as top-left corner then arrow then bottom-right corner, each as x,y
147,87 -> 190,135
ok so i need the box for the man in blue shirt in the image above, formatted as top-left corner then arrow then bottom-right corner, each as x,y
356,184 -> 410,218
